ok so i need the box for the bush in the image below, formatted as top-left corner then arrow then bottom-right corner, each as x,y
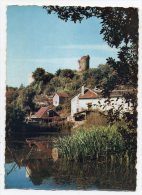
6,105 -> 25,135
60,69 -> 75,79
85,112 -> 107,127
55,105 -> 62,112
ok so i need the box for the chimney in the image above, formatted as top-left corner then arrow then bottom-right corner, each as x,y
81,86 -> 85,95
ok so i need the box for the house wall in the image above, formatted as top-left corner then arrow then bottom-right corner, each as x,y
71,95 -> 80,116
71,96 -> 132,116
53,94 -> 59,107
78,99 -> 97,112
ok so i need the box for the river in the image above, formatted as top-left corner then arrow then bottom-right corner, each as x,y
5,133 -> 136,191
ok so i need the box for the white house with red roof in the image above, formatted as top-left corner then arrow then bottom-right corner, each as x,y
71,86 -> 133,117
71,86 -> 99,116
53,92 -> 69,107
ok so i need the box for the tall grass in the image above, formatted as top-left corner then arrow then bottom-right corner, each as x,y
55,126 -> 125,161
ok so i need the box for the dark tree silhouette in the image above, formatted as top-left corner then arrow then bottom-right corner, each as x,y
32,68 -> 46,82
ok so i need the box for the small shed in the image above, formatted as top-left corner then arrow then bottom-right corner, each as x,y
53,92 -> 69,107
30,107 -> 60,123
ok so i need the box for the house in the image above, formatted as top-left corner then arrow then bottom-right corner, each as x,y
53,92 -> 69,107
28,107 -> 60,123
71,86 -> 98,116
71,86 -> 133,117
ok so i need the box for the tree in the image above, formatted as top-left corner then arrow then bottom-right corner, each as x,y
43,72 -> 54,84
32,68 -> 54,83
6,104 -> 25,135
60,69 -> 75,79
16,87 -> 36,113
55,69 -> 62,76
32,68 -> 46,82
6,86 -> 18,105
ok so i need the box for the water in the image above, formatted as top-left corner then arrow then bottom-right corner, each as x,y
5,134 -> 136,191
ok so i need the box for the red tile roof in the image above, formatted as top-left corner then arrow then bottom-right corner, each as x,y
57,92 -> 69,98
35,107 -> 49,118
34,107 -> 59,119
79,89 -> 98,99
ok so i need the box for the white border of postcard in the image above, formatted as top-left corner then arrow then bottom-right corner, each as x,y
0,0 -> 142,195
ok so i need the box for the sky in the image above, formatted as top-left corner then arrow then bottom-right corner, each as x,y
7,6 -> 118,87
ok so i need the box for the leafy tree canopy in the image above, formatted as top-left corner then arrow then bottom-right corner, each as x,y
16,87 -> 36,113
55,69 -> 62,76
60,69 -> 75,79
32,68 -> 46,81
32,67 -> 54,85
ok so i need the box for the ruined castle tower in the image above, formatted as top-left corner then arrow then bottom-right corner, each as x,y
78,55 -> 90,72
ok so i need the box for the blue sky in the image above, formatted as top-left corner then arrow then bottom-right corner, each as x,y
7,6 -> 118,87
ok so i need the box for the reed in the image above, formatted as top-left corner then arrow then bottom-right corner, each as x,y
55,126 -> 125,161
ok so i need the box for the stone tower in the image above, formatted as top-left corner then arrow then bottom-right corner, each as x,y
78,55 -> 90,72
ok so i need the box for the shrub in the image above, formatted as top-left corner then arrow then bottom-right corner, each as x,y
55,105 -> 62,112
55,126 -> 125,161
85,112 -> 107,127
60,69 -> 75,79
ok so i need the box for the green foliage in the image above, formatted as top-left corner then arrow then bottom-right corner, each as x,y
118,126 -> 137,152
16,87 -> 36,113
60,69 -> 75,79
44,85 -> 55,95
85,112 -> 107,127
6,104 -> 25,134
6,86 -> 18,105
55,68 -> 75,79
55,105 -> 62,112
43,72 -> 54,84
81,66 -> 114,89
32,68 -> 54,84
55,126 -> 125,161
50,77 -> 61,87
55,69 -> 61,76
32,68 -> 46,81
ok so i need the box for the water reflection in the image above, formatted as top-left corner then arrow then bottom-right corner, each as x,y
5,136 -> 136,190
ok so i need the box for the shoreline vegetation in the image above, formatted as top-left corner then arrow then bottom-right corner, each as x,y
53,125 -> 136,162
